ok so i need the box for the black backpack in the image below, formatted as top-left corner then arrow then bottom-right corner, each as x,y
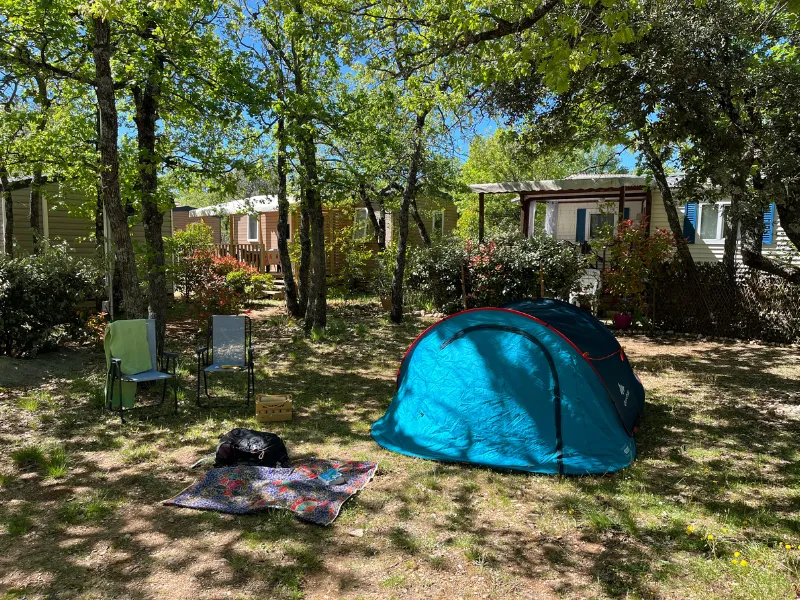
214,428 -> 289,468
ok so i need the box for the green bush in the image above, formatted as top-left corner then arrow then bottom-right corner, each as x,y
328,223 -> 375,289
0,243 -> 102,357
405,235 -> 466,314
406,233 -> 586,313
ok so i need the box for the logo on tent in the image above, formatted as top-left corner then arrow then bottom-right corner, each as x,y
618,383 -> 630,407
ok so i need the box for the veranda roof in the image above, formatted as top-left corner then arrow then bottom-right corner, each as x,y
467,174 -> 684,196
188,195 -> 296,217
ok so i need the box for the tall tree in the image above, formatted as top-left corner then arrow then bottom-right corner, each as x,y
91,11 -> 145,317
234,0 -> 363,331
390,109 -> 429,322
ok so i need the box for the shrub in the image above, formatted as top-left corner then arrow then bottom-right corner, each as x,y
328,223 -> 375,290
373,240 -> 400,301
166,222 -> 214,298
405,236 -> 466,314
406,232 -> 587,313
599,217 -> 677,317
0,243 -> 102,357
188,251 -> 275,320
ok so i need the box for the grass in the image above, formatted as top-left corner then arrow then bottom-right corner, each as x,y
120,442 -> 157,464
59,491 -> 123,525
10,445 -> 47,471
1,512 -> 34,536
10,443 -> 69,479
0,299 -> 799,600
16,390 -> 55,412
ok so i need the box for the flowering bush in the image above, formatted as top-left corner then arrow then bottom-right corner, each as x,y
406,232 -> 587,313
185,251 -> 274,321
600,217 -> 677,316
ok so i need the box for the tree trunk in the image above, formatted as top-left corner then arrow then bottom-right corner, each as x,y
28,74 -> 50,254
95,185 -> 104,249
1,167 -> 12,257
776,192 -> 800,251
29,172 -> 43,253
379,206 -> 386,249
299,132 -> 326,331
639,132 -> 697,274
132,29 -> 167,352
93,15 -> 144,318
410,197 -> 431,247
359,183 -> 386,250
276,116 -> 302,317
391,111 -> 428,323
722,187 -> 743,276
298,188 -> 311,313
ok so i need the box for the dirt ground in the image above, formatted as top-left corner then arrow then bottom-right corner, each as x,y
1,300 -> 799,600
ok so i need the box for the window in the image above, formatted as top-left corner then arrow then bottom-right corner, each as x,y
247,214 -> 259,242
589,213 -> 615,239
698,203 -> 729,241
353,208 -> 371,239
431,210 -> 445,236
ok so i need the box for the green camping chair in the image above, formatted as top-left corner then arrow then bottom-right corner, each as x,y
105,319 -> 178,423
195,315 -> 255,407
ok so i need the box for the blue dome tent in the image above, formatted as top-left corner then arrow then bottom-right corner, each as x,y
371,298 -> 645,475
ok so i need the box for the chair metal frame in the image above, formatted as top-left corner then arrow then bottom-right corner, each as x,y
195,315 -> 255,407
105,320 -> 178,424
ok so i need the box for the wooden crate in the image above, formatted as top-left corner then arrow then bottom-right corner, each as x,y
255,394 -> 292,423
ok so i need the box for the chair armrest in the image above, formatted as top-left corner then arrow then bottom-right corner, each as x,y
195,346 -> 209,368
160,352 -> 178,373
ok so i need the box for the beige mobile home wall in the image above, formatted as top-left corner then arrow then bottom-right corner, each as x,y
648,190 -> 797,264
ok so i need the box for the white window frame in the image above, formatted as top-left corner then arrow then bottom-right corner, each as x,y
431,210 -> 445,236
353,207 -> 371,240
697,201 -> 730,243
247,214 -> 259,242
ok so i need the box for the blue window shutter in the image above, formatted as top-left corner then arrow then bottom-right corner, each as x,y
623,207 -> 630,221
576,209 -> 586,242
683,202 -> 697,244
762,203 -> 775,245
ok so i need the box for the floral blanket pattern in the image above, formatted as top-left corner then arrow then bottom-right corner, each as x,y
164,459 -> 378,526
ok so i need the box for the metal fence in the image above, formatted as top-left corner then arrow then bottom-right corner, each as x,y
649,263 -> 800,343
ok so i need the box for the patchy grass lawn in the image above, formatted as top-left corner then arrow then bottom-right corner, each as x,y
1,299 -> 799,600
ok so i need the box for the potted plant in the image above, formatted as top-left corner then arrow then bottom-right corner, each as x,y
600,216 -> 676,330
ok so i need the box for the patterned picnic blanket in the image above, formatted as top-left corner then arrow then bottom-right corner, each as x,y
163,459 -> 377,526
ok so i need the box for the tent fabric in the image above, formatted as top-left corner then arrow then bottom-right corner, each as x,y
502,299 -> 644,436
371,300 -> 644,475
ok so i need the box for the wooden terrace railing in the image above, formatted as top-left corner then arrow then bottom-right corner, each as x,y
213,244 -> 284,275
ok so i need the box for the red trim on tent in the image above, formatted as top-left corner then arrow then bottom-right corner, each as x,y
396,307 -> 636,436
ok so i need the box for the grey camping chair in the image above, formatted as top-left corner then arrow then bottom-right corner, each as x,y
195,315 -> 255,407
105,319 -> 178,423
